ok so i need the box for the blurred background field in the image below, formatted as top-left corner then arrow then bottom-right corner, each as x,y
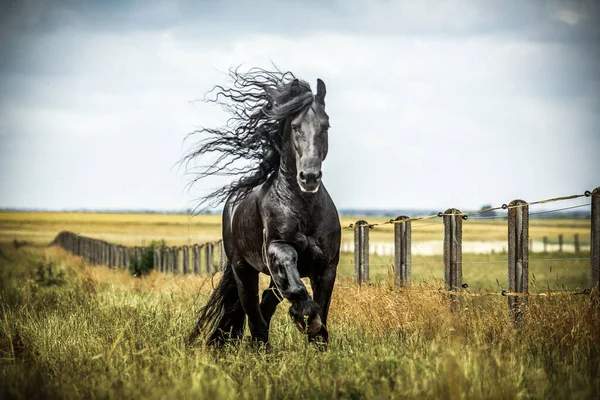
0,211 -> 592,292
0,211 -> 590,246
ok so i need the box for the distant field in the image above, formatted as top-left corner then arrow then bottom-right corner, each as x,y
0,212 -> 222,246
0,211 -> 592,290
0,211 -> 591,247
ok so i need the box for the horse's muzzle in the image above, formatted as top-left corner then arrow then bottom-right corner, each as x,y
289,299 -> 322,335
297,170 -> 322,193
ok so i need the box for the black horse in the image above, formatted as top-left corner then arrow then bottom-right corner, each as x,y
186,68 -> 340,346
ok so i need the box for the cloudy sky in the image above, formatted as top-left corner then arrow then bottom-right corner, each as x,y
1,0 -> 599,212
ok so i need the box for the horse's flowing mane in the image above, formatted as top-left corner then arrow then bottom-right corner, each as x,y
182,67 -> 315,208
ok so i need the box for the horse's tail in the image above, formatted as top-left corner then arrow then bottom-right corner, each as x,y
188,262 -> 245,346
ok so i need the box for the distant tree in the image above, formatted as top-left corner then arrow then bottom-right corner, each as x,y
479,204 -> 497,218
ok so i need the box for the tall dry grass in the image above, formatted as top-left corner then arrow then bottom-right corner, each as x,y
1,244 -> 598,399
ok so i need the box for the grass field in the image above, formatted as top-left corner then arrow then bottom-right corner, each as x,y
1,245 -> 598,399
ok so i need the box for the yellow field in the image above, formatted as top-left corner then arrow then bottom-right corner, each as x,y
0,211 -> 591,247
0,212 -> 222,246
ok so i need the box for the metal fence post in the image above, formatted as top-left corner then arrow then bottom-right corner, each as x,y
591,187 -> 600,290
353,220 -> 370,285
574,234 -> 580,253
443,209 -> 463,306
508,199 -> 529,323
394,216 -> 411,288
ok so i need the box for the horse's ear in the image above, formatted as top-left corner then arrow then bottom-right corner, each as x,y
316,78 -> 326,105
290,79 -> 300,95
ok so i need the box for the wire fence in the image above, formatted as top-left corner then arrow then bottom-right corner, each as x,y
50,187 -> 600,319
342,191 -> 596,229
345,188 -> 599,306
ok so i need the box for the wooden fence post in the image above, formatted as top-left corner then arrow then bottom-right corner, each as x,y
182,246 -> 189,275
543,236 -> 548,253
558,234 -> 564,253
508,199 -> 529,323
122,246 -> 128,269
193,245 -> 200,274
116,246 -> 122,269
354,220 -> 370,285
219,240 -> 226,271
105,242 -> 111,266
154,248 -> 160,273
160,246 -> 167,273
172,246 -> 179,274
443,209 -> 463,306
591,187 -> 600,290
109,244 -> 115,268
394,216 -> 411,288
163,248 -> 170,273
205,243 -> 214,274
574,234 -> 580,253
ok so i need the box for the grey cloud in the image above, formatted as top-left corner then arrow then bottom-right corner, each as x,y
0,0 -> 599,210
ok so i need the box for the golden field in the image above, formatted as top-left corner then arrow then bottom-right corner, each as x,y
0,211 -> 591,247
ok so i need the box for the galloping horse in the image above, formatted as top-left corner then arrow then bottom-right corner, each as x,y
186,69 -> 341,346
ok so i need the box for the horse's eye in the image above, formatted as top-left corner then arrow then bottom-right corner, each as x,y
292,125 -> 300,132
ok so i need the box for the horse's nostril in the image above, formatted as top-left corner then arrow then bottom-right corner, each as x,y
300,171 -> 321,182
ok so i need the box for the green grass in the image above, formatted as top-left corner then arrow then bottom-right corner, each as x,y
1,245 -> 599,399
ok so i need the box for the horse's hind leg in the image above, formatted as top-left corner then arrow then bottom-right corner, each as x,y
208,278 -> 246,346
260,278 -> 283,328
189,261 -> 246,346
232,261 -> 269,344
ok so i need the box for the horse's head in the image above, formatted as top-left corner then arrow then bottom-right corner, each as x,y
288,79 -> 329,193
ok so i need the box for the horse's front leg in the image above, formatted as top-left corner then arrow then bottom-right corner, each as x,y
232,261 -> 269,344
268,243 -> 322,335
308,259 -> 338,345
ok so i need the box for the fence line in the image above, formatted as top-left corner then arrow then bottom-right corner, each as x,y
342,190 -> 597,229
49,187 -> 599,320
50,231 -> 225,275
348,187 -> 600,320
